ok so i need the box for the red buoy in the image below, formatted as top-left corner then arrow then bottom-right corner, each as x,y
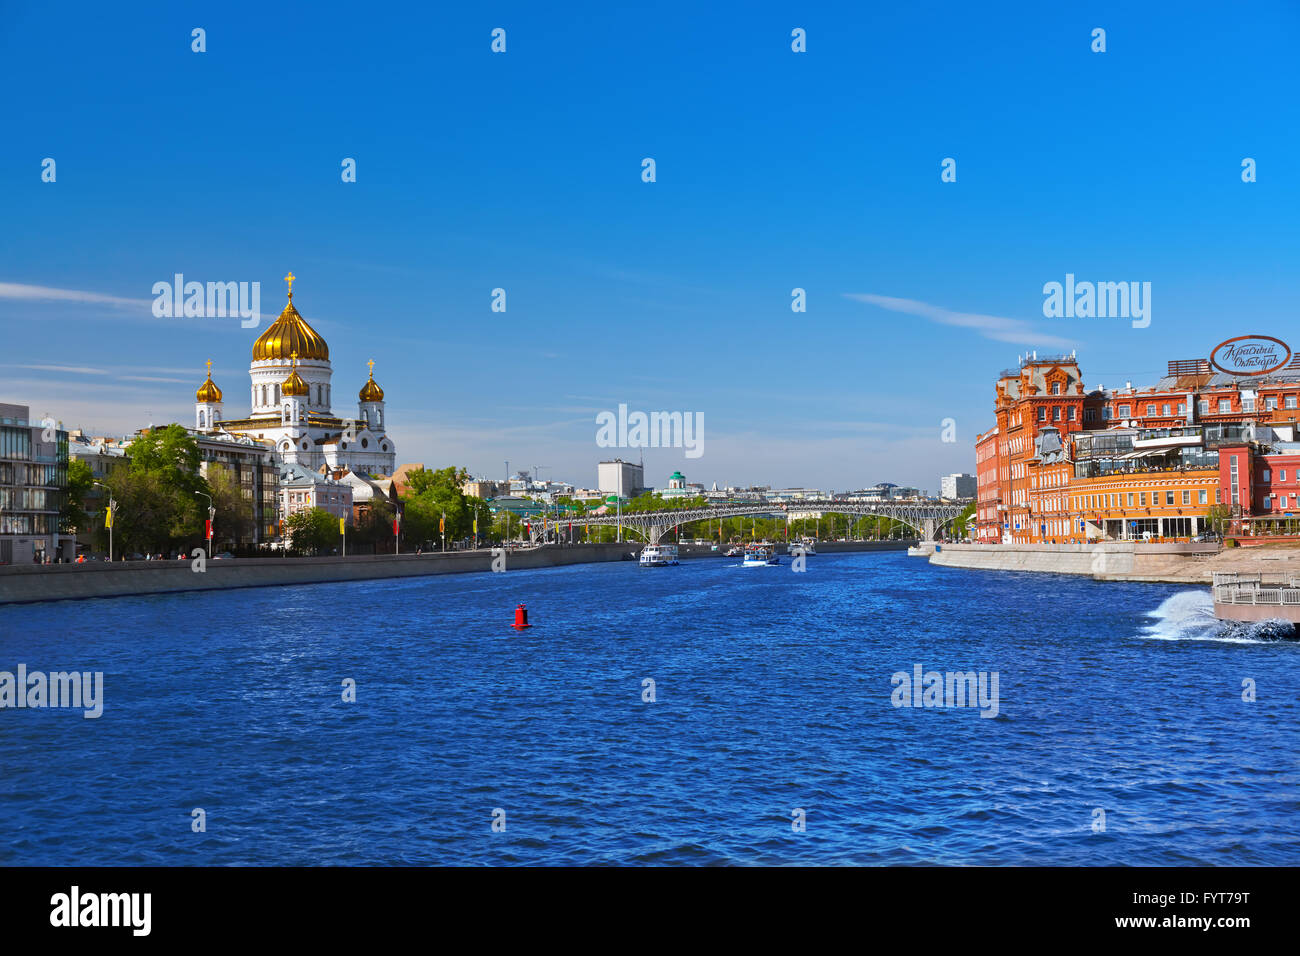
512,603 -> 532,629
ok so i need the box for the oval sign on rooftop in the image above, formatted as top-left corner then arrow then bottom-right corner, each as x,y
1209,335 -> 1292,376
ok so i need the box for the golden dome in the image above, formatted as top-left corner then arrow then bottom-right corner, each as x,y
196,361 -> 222,402
359,360 -> 384,402
252,285 -> 329,361
281,368 -> 310,397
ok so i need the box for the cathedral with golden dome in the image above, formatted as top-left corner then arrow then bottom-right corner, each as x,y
192,273 -> 397,476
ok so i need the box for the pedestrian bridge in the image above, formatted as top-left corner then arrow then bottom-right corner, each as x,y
536,500 -> 969,544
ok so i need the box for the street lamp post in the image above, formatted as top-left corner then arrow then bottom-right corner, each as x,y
93,481 -> 117,562
195,491 -> 215,558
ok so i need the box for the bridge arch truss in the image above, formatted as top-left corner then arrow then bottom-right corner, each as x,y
530,500 -> 968,545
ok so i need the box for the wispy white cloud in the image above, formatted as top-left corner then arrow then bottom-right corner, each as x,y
0,282 -> 151,310
844,293 -> 1075,349
8,363 -> 111,375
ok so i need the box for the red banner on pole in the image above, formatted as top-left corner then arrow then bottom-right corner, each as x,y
205,519 -> 212,539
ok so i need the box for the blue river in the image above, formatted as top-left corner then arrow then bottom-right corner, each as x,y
1,550 -> 1297,865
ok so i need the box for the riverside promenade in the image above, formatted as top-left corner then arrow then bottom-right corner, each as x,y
910,541 -> 1300,584
0,540 -> 913,605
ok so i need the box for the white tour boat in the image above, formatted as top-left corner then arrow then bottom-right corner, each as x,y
742,544 -> 779,567
639,544 -> 679,567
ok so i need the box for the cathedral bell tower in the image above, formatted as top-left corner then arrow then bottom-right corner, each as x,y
358,359 -> 386,432
195,360 -> 223,432
278,353 -> 311,463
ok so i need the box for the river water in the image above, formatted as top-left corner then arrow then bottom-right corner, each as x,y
1,551 -> 1296,865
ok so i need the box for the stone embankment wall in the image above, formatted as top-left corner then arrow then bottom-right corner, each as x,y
918,541 -> 1300,584
0,540 -> 913,605
0,544 -> 630,605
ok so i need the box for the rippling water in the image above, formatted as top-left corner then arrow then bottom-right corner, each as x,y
1,551 -> 1296,865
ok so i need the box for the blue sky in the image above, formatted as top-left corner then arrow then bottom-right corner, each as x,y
2,1 -> 1297,491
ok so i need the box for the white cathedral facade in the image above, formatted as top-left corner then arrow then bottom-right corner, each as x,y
192,275 -> 398,476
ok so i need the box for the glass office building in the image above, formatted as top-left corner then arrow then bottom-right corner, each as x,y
0,402 -> 73,563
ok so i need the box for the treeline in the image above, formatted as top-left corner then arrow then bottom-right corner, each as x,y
69,424 -> 256,557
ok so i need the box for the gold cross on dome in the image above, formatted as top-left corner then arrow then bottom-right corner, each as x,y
367,359 -> 375,376
205,359 -> 213,376
291,350 -> 298,368
284,272 -> 295,295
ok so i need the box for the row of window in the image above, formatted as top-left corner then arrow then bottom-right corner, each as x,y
0,426 -> 33,461
1036,405 -> 1078,422
1070,489 -> 1209,510
254,383 -> 333,407
1110,395 -> 1300,419
0,487 -> 54,510
0,462 -> 63,487
0,514 -> 57,534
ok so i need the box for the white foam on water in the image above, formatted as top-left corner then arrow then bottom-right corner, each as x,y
1140,590 -> 1296,644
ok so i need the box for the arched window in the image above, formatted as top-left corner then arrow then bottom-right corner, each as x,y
198,411 -> 206,427
283,403 -> 291,422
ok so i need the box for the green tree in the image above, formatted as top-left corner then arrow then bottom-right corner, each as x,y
285,507 -> 340,555
62,457 -> 94,533
354,496 -> 395,552
950,502 -> 976,540
99,462 -> 177,556
401,466 -> 478,547
1205,504 -> 1232,536
206,463 -> 254,548
99,425 -> 208,554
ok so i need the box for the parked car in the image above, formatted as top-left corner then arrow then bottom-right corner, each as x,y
213,552 -> 234,560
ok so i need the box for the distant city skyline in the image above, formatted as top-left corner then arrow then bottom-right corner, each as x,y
3,1 -> 1296,489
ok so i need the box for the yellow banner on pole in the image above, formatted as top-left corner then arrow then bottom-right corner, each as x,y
104,506 -> 113,529
339,517 -> 345,534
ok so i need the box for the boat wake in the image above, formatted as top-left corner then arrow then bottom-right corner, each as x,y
1140,591 -> 1297,643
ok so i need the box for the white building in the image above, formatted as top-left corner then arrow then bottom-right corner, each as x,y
279,462 -> 353,527
598,458 -> 644,498
193,275 -> 397,478
940,473 -> 977,499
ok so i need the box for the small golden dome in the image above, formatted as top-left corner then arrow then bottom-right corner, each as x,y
281,369 -> 310,397
252,286 -> 329,361
196,361 -> 222,402
359,361 -> 384,402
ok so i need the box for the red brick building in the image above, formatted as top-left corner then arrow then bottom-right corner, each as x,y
974,427 -> 1000,542
980,352 -> 1092,542
976,346 -> 1300,543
